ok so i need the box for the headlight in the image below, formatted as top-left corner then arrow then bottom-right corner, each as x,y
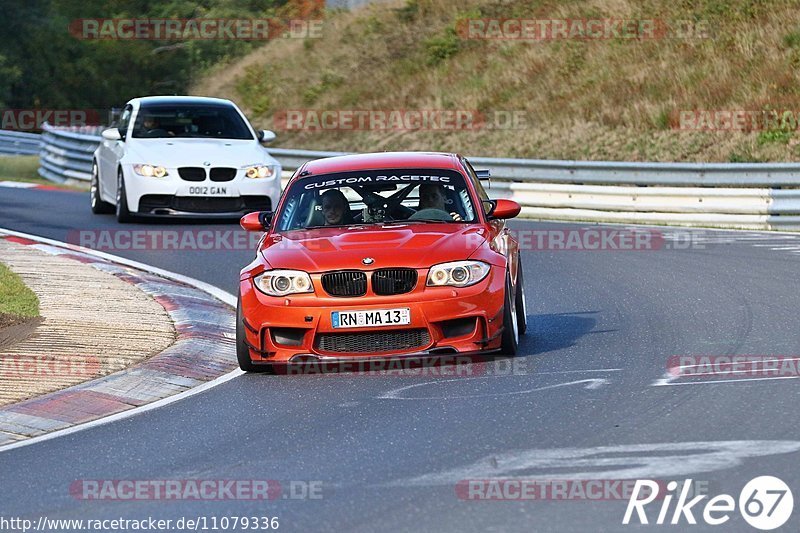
133,164 -> 168,178
254,270 -> 313,296
243,165 -> 276,179
427,261 -> 490,287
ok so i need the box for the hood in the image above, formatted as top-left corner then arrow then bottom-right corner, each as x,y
260,224 -> 488,272
123,139 -> 278,167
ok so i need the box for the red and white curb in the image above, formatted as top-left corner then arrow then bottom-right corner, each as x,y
0,180 -> 66,191
0,229 -> 243,451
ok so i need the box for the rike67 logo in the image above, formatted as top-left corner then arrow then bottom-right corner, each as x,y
623,476 -> 793,530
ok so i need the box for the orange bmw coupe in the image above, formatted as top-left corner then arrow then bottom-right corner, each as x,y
237,152 -> 525,372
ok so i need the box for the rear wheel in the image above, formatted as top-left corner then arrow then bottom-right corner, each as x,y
90,162 -> 114,214
237,295 -> 272,373
500,274 -> 519,355
115,170 -> 134,223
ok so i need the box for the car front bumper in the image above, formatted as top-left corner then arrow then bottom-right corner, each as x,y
239,267 -> 507,364
122,165 -> 281,215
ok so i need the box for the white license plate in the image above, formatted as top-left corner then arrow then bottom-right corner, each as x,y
332,308 -> 411,329
184,186 -> 229,196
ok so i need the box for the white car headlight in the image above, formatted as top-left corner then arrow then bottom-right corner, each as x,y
133,164 -> 168,178
427,261 -> 490,287
254,270 -> 313,296
243,164 -> 276,179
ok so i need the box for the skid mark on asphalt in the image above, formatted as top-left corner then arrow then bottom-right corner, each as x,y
377,370 -> 621,400
389,440 -> 800,487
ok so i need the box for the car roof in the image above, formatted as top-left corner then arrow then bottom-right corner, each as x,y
297,152 -> 464,176
129,95 -> 236,107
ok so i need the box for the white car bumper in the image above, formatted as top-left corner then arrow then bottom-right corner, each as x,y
122,164 -> 282,217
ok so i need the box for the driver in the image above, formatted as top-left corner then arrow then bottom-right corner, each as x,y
321,189 -> 352,225
418,183 -> 462,221
140,115 -> 172,137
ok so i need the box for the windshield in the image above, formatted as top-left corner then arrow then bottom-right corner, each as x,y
131,103 -> 253,139
276,169 -> 478,231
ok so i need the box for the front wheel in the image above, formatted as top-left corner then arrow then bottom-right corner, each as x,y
236,295 -> 272,373
500,274 -> 519,355
90,162 -> 114,214
515,256 -> 528,336
115,170 -> 134,223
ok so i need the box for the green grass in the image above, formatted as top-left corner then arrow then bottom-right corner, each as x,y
0,155 -> 45,183
0,156 -> 88,189
0,262 -> 39,318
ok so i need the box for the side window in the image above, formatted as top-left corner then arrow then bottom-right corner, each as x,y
118,106 -> 132,138
463,158 -> 492,214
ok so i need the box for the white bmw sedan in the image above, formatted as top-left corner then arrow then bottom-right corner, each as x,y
91,96 -> 282,223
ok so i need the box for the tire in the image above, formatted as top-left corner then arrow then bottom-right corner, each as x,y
115,170 -> 134,223
90,162 -> 114,214
515,256 -> 528,336
500,274 -> 519,355
237,295 -> 272,373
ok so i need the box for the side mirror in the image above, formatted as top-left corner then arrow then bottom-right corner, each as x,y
240,211 -> 273,231
101,128 -> 122,141
486,199 -> 521,220
257,130 -> 276,143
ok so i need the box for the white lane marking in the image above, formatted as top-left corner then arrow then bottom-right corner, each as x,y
654,376 -> 799,387
0,369 -> 244,453
579,219 -> 800,238
391,440 -> 800,487
0,227 -> 242,454
378,377 -> 611,400
651,371 -> 678,387
0,181 -> 39,189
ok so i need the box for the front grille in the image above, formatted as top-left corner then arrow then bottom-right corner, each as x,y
178,167 -> 206,181
138,195 -> 270,214
371,268 -> 417,295
315,329 -> 430,354
172,197 -> 243,212
322,271 -> 367,297
210,167 -> 237,182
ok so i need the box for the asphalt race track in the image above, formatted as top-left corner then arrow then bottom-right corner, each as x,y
1,186 -> 800,532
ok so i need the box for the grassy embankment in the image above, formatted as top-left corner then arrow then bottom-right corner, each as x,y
194,0 -> 800,162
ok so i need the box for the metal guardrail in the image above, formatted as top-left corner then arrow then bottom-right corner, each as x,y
37,123 -> 103,182
0,130 -> 42,156
269,148 -> 800,187
15,127 -> 800,230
